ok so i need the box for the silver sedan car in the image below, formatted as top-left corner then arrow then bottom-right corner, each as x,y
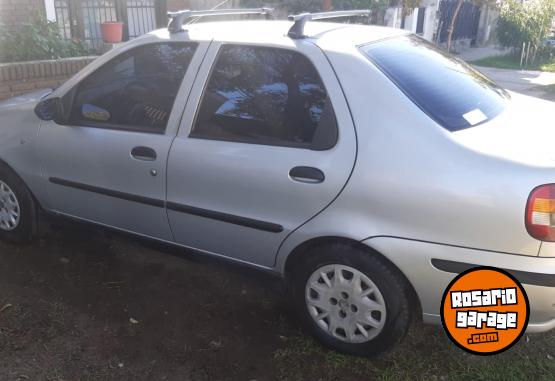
0,12 -> 554,356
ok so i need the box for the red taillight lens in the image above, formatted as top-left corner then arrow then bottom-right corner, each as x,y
526,184 -> 555,241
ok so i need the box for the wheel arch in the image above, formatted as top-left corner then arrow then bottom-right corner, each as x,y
0,157 -> 42,210
283,236 -> 423,319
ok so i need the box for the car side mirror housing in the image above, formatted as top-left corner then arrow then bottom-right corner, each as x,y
34,97 -> 62,122
82,103 -> 111,122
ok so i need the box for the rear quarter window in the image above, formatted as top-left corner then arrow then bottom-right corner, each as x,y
360,35 -> 509,132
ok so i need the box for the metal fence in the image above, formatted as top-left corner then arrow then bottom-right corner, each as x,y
437,0 -> 481,45
126,0 -> 158,39
54,0 -> 72,40
54,0 -> 166,49
82,0 -> 118,47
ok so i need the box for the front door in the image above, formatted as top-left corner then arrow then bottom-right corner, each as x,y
39,41 -> 205,240
166,42 -> 356,267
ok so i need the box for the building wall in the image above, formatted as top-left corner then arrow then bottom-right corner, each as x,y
384,5 -> 438,42
475,5 -> 498,46
383,0 -> 496,47
167,0 -> 241,12
0,56 -> 96,100
0,0 -> 46,32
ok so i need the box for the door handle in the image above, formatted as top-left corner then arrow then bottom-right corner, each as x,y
289,166 -> 325,184
131,146 -> 157,161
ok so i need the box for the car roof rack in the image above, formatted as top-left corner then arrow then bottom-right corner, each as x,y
168,8 -> 274,33
288,10 -> 371,39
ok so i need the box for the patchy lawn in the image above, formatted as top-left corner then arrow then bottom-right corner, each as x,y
472,54 -> 555,72
1,217 -> 554,380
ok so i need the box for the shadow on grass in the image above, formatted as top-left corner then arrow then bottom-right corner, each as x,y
273,323 -> 554,381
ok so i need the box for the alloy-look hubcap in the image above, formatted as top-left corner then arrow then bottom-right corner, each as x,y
305,264 -> 387,343
0,181 -> 20,231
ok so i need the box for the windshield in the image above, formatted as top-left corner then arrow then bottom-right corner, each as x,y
360,35 -> 509,132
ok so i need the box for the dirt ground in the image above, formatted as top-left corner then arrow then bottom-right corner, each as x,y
1,216 -> 554,381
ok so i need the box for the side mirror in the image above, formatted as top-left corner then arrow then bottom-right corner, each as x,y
34,98 -> 62,121
82,103 -> 111,122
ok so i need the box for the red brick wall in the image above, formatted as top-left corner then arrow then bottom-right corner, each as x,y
0,56 -> 97,100
0,0 -> 45,33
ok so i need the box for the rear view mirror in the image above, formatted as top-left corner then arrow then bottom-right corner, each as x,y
34,98 -> 62,121
82,104 -> 111,122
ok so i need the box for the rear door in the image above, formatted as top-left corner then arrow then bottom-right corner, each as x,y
166,42 -> 356,267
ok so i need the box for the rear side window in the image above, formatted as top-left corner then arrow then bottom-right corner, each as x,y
360,35 -> 509,132
192,45 -> 337,150
68,42 -> 197,133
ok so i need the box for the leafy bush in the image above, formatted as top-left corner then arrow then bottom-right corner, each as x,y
0,17 -> 90,63
497,0 -> 555,53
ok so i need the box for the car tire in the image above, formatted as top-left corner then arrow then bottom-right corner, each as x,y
289,243 -> 412,357
0,164 -> 37,243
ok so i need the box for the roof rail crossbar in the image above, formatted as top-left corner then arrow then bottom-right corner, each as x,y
168,8 -> 274,33
287,10 -> 371,39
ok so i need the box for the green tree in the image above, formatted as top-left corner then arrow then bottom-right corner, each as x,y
497,0 -> 555,53
0,17 -> 89,63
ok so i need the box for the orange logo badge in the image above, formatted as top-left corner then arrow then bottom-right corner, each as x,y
441,267 -> 529,355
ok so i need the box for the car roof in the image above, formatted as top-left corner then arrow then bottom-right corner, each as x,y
147,20 -> 409,47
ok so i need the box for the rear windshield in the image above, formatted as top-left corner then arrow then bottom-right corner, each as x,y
360,35 -> 509,132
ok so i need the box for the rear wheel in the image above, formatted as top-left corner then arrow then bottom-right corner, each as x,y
289,244 -> 412,357
0,165 -> 36,243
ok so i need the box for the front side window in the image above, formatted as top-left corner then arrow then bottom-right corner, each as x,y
68,42 -> 198,132
192,45 -> 337,149
360,35 -> 509,132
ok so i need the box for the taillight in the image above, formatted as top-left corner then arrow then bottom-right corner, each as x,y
526,184 -> 555,241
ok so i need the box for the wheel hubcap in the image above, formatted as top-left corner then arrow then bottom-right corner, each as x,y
305,264 -> 386,343
0,181 -> 20,231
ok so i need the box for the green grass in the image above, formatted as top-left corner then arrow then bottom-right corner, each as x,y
273,323 -> 555,381
472,54 -> 555,72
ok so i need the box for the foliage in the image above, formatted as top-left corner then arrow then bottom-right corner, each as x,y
0,17 -> 90,63
497,0 -> 555,51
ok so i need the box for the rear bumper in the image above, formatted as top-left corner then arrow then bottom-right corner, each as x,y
362,237 -> 555,333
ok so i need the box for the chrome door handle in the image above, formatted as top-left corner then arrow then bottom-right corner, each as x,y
289,166 -> 325,184
131,146 -> 157,161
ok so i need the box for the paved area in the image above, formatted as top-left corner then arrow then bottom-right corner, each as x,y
457,46 -> 510,62
475,66 -> 555,101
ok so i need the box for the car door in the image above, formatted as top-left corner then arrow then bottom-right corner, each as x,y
166,42 -> 356,267
38,41 -> 207,240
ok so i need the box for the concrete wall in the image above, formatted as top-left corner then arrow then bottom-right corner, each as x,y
0,56 -> 96,100
476,5 -> 499,46
384,4 -> 439,42
167,0 -> 242,12
383,1 -> 496,47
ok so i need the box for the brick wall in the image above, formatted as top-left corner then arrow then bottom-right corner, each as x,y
0,0 -> 45,33
0,56 -> 97,100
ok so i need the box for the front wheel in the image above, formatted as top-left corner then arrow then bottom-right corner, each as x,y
289,244 -> 412,357
0,165 -> 36,243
